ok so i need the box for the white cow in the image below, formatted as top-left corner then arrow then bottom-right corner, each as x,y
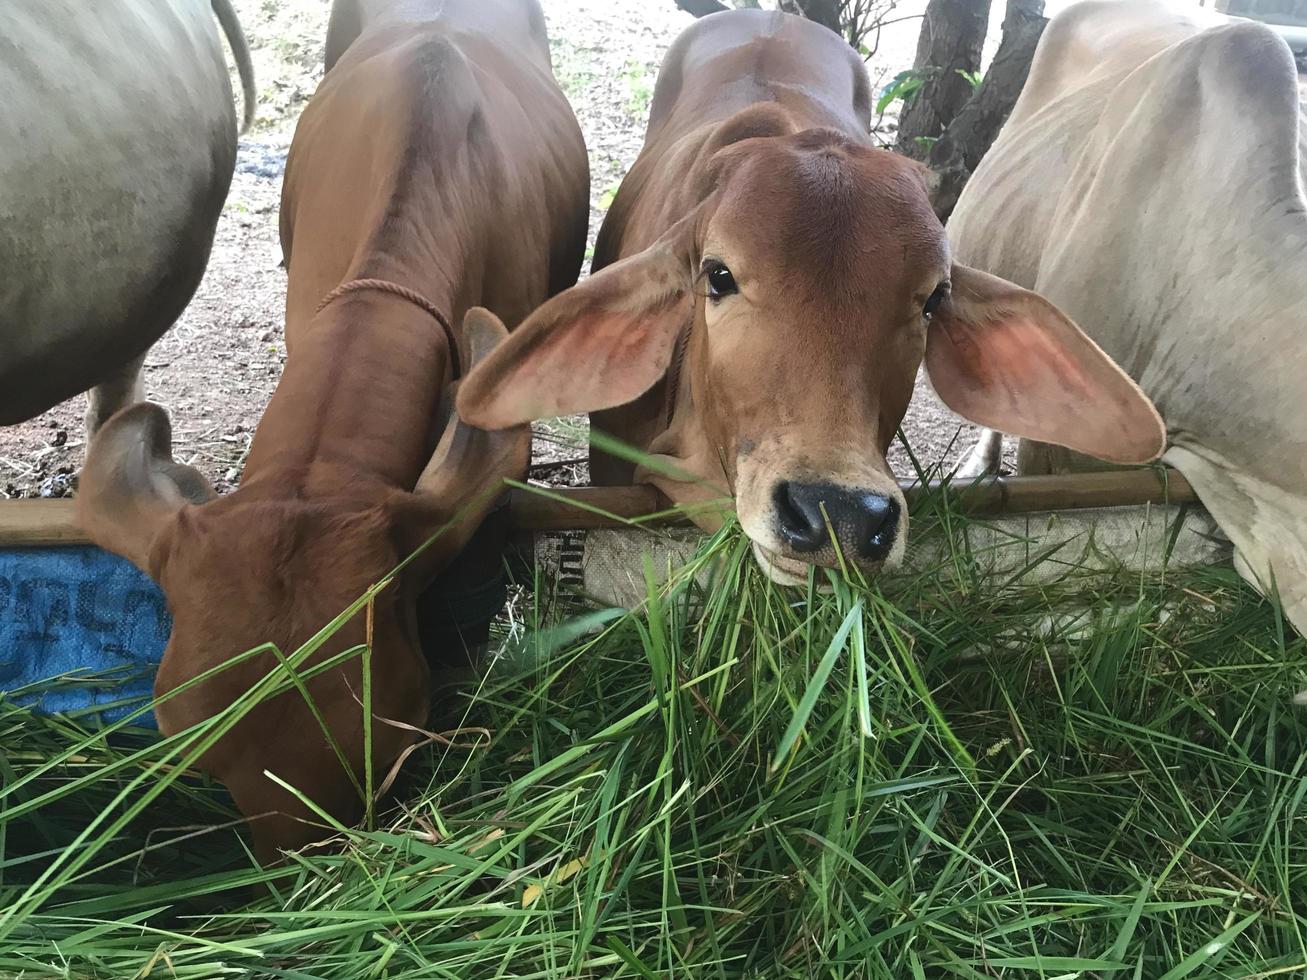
950,0 -> 1307,635
0,0 -> 254,433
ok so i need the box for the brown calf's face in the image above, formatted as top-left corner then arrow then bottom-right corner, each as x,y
685,135 -> 947,580
77,311 -> 529,861
148,498 -> 426,855
457,129 -> 1166,584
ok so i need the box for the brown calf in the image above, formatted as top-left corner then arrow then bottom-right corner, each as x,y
458,9 -> 1164,584
76,0 -> 588,860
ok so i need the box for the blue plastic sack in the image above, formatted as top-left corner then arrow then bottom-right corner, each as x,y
0,546 -> 166,727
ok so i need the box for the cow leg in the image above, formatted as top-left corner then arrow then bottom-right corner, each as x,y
85,352 -> 147,436
1016,438 -> 1058,475
323,0 -> 363,74
1017,439 -> 1090,475
415,499 -> 514,714
955,429 -> 1003,479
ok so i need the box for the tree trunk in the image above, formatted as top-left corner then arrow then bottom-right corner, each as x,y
778,0 -> 844,34
928,0 -> 1047,221
896,0 -> 991,160
674,0 -> 729,16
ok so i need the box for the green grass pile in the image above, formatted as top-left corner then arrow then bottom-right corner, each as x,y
1,490 -> 1305,978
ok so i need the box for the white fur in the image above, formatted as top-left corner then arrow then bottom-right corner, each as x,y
949,0 -> 1307,639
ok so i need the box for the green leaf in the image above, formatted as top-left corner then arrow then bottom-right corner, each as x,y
1157,911 -> 1262,980
876,70 -> 927,113
771,599 -> 862,771
984,956 -> 1129,971
956,68 -> 983,91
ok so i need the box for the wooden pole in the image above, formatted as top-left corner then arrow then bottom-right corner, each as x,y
506,469 -> 1198,528
0,500 -> 98,547
0,469 -> 1198,548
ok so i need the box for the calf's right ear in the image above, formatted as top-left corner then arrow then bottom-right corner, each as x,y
455,219 -> 697,430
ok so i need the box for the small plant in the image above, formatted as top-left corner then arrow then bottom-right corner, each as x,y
875,67 -> 982,119
956,67 -> 983,91
875,68 -> 926,114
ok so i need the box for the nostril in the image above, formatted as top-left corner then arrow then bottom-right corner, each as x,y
773,482 -> 902,562
861,495 -> 901,561
774,481 -> 826,552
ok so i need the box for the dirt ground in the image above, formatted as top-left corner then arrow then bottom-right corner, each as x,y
0,0 -> 1001,499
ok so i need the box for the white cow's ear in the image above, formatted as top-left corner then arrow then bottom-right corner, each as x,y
924,264 -> 1166,465
455,216 -> 697,431
77,403 -> 215,575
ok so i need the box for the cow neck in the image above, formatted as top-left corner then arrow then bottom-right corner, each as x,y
317,278 -> 461,378
239,282 -> 461,497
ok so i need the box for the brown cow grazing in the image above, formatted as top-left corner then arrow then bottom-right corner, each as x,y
76,0 -> 589,861
457,8 -> 1166,585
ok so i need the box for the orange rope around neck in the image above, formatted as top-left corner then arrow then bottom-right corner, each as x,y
316,278 -> 462,378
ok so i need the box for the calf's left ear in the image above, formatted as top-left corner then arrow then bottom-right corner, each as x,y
925,265 -> 1166,464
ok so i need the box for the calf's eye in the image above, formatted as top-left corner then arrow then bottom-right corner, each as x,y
922,283 -> 949,320
703,260 -> 738,300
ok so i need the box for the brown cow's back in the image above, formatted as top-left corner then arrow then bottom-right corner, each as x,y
268,17 -> 587,495
324,0 -> 551,73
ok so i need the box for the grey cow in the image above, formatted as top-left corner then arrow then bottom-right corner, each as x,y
0,0 -> 255,433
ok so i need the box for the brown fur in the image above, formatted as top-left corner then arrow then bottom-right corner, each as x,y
77,0 -> 588,861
